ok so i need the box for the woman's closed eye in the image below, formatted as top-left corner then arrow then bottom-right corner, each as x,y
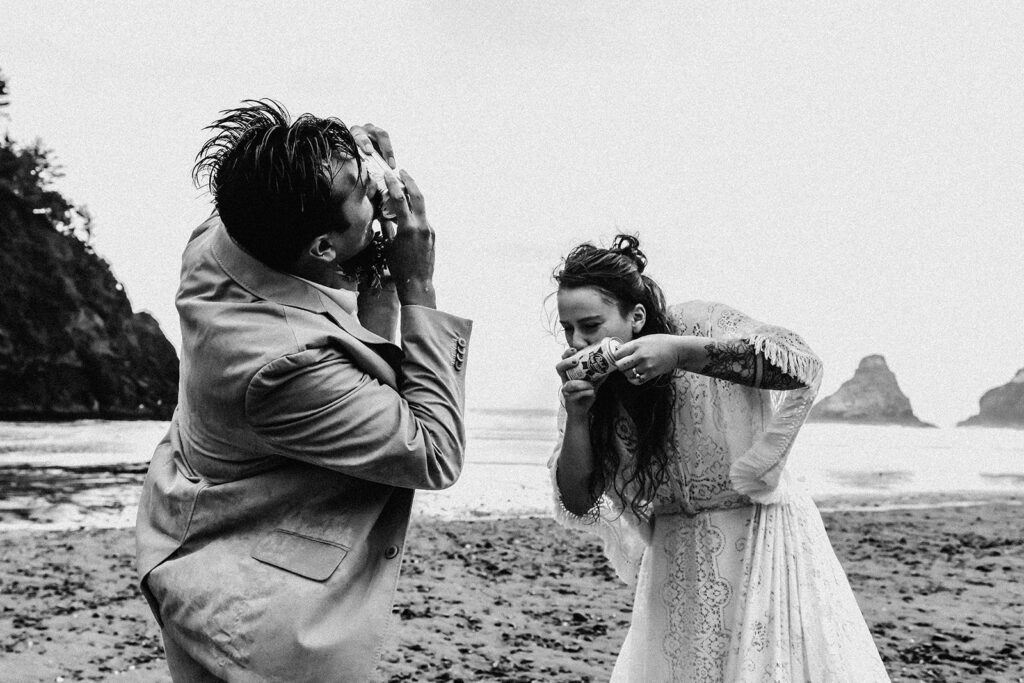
562,323 -> 597,337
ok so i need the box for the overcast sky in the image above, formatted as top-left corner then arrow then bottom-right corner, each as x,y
4,2 -> 1022,427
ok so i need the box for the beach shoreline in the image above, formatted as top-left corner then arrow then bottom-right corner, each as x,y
1,493 -> 1021,682
1,452 -> 1022,533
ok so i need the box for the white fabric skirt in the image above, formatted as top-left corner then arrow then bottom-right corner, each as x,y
611,492 -> 890,682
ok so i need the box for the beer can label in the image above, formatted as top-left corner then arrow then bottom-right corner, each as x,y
565,338 -> 622,381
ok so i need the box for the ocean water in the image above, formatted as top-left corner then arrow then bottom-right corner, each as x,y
0,410 -> 1022,530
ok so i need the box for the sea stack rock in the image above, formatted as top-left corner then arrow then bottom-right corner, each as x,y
957,368 -> 1024,429
808,355 -> 933,427
0,186 -> 179,420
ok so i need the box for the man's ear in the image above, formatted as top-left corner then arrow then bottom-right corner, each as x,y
307,234 -> 336,263
631,304 -> 646,333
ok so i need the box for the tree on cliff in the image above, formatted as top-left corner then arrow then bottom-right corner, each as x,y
0,68 -> 178,419
0,71 -> 94,244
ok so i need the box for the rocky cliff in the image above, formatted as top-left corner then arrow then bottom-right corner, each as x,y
0,137 -> 178,420
808,355 -> 933,427
958,368 -> 1024,429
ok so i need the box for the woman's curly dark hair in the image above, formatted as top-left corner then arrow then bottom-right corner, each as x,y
554,234 -> 676,518
192,99 -> 361,270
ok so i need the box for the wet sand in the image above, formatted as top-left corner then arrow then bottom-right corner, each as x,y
0,495 -> 1021,682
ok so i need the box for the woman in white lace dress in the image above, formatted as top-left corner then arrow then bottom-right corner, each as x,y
550,235 -> 890,682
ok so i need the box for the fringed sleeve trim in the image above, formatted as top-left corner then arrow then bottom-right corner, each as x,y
748,331 -> 823,389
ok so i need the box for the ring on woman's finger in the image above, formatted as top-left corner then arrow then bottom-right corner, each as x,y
632,368 -> 643,381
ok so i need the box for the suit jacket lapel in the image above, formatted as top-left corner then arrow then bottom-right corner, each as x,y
208,219 -> 403,388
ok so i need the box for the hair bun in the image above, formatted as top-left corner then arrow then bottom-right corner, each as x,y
611,234 -> 647,274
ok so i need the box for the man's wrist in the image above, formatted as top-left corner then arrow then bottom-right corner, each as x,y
396,278 -> 436,308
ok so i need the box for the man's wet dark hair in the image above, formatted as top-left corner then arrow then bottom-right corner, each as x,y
193,99 -> 361,270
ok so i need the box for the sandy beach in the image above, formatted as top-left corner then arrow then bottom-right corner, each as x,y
0,494 -> 1020,682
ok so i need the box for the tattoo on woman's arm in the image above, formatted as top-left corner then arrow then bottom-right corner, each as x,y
700,340 -> 807,390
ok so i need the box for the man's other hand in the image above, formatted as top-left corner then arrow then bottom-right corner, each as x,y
350,123 -> 396,169
383,171 -> 436,309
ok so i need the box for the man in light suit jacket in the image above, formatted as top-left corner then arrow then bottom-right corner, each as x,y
135,100 -> 472,682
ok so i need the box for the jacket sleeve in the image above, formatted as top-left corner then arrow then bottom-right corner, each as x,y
244,306 -> 472,490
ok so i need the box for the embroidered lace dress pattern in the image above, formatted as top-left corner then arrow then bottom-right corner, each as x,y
661,516 -> 732,680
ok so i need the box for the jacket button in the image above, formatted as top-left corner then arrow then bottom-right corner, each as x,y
384,545 -> 400,559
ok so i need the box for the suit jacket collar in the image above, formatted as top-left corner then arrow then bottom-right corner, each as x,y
208,220 -> 403,381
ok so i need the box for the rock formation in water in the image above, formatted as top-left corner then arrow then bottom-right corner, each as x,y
808,355 -> 933,427
0,71 -> 179,419
957,368 -> 1024,429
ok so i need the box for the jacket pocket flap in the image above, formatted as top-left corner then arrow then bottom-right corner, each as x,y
251,529 -> 349,581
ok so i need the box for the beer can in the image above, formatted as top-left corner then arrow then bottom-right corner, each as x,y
565,337 -> 622,382
360,148 -> 404,223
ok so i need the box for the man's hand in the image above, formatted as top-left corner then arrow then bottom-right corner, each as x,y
348,122 -> 435,309
349,123 -> 396,168
383,171 -> 436,308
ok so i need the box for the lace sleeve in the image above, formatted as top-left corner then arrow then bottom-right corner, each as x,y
547,401 -> 651,586
703,302 -> 824,503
